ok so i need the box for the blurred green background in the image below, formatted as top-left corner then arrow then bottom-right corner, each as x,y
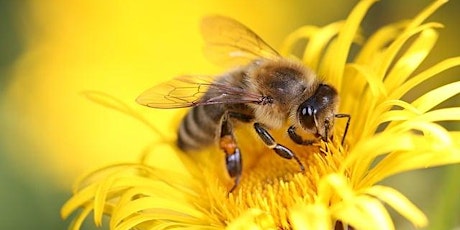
0,1 -> 458,229
0,1 -> 68,229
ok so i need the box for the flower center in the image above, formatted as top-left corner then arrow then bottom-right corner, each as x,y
202,132 -> 345,228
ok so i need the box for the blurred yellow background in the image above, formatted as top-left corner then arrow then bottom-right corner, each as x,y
0,0 -> 458,229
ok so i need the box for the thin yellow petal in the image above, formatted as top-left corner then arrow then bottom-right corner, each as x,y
374,0 -> 447,80
332,196 -> 394,230
384,28 -> 438,91
390,57 -> 460,100
362,133 -> 460,186
226,209 -> 275,230
135,221 -> 218,230
376,22 -> 442,81
94,175 -> 131,225
113,212 -> 211,230
354,21 -> 407,64
112,197 -> 206,227
369,100 -> 422,132
323,0 -> 377,88
68,205 -> 95,230
343,133 -> 415,184
406,0 -> 448,30
364,185 -> 428,227
377,100 -> 421,115
318,174 -> 354,204
411,81 -> 460,112
376,110 -> 421,126
290,204 -> 331,230
303,21 -> 344,70
341,64 -> 387,133
279,25 -> 319,57
61,183 -> 101,219
344,22 -> 406,112
413,108 -> 460,124
346,64 -> 387,98
112,182 -> 203,228
392,121 -> 452,145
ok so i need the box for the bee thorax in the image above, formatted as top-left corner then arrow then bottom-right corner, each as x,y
253,105 -> 286,129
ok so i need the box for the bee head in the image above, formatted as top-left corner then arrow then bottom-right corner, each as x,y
297,84 -> 339,141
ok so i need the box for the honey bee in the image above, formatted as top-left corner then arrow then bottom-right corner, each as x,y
137,16 -> 350,192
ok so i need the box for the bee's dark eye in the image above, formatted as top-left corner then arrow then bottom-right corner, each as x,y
298,104 -> 316,130
297,84 -> 338,132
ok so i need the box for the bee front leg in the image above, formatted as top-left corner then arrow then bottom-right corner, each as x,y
254,123 -> 305,172
219,113 -> 242,193
288,125 -> 316,145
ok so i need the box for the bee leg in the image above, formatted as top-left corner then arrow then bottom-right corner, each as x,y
287,125 -> 316,145
254,123 -> 305,172
219,113 -> 242,193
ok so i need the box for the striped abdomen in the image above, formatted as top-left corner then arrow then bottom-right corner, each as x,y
177,70 -> 255,152
177,104 -> 225,151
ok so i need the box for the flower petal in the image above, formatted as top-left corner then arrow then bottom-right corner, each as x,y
390,57 -> 460,99
406,0 -> 447,30
362,132 -> 460,186
332,195 -> 394,230
318,174 -> 354,204
346,64 -> 387,98
303,21 -> 345,70
111,197 -> 207,228
323,0 -> 377,88
364,185 -> 428,228
354,21 -> 407,65
68,204 -> 96,230
290,204 -> 331,230
411,81 -> 460,112
342,133 -> 415,184
375,0 -> 447,81
384,28 -> 439,92
279,25 -> 319,57
226,209 -> 275,230
375,22 -> 442,82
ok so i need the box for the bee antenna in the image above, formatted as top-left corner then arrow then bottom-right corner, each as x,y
334,114 -> 351,146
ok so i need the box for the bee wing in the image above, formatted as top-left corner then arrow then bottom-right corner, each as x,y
201,15 -> 281,66
136,75 -> 265,109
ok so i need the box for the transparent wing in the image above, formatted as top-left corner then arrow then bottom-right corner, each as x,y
201,15 -> 281,66
136,75 -> 266,109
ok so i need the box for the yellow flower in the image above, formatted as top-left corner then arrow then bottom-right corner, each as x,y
61,0 -> 460,229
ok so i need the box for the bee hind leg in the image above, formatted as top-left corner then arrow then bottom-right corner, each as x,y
219,113 -> 242,193
225,148 -> 241,193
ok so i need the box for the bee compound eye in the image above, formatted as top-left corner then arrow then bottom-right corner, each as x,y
298,103 -> 316,131
300,105 -> 315,116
